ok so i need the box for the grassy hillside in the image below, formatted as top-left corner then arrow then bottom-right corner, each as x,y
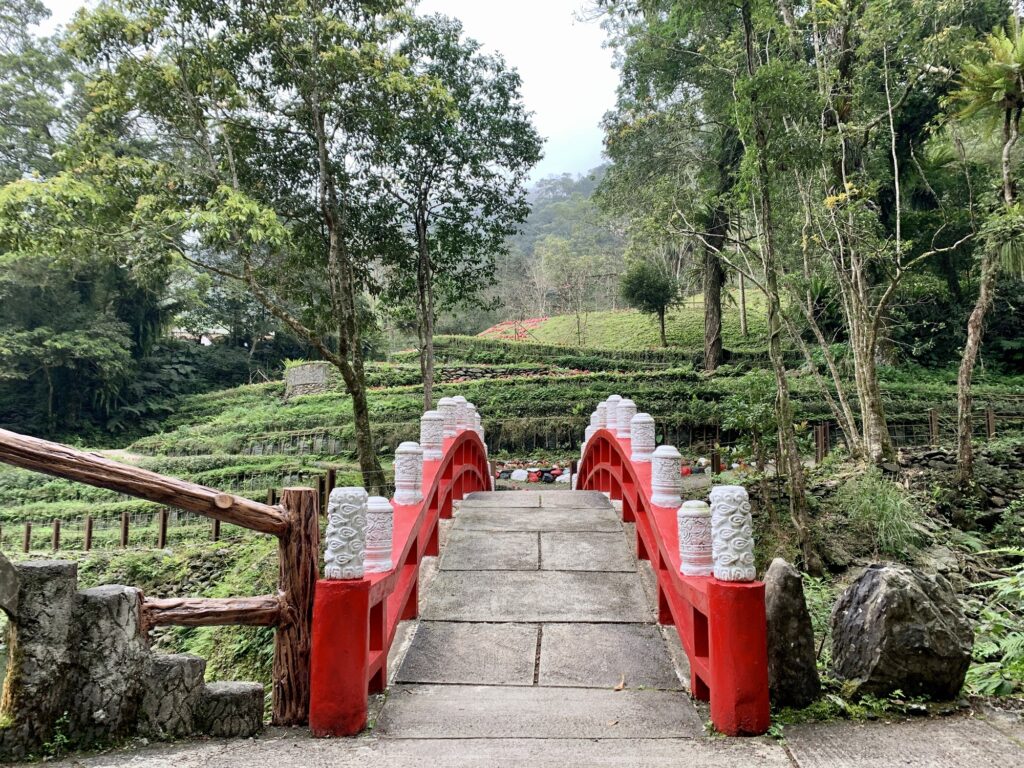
480,291 -> 768,352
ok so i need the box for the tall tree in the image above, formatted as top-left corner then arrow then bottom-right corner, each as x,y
620,258 -> 678,346
375,14 -> 541,409
67,0 -> 446,492
953,21 -> 1024,484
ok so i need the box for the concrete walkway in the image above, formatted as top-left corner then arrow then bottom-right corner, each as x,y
25,490 -> 1024,767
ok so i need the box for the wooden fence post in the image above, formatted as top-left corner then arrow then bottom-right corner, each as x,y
158,509 -> 169,549
22,522 -> 31,553
267,487 -> 278,506
51,519 -> 60,551
711,449 -> 721,475
985,408 -> 997,440
85,516 -> 93,551
326,468 -> 336,495
120,511 -> 129,548
212,518 -> 221,542
273,487 -> 320,726
928,408 -> 939,445
317,475 -> 327,517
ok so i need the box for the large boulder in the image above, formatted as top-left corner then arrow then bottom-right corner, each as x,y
764,558 -> 820,708
831,563 -> 972,700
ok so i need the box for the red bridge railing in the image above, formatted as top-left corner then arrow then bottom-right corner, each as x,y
577,427 -> 771,736
309,429 -> 491,736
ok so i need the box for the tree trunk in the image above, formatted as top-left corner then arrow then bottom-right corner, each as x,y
743,0 -> 821,575
658,309 -> 667,347
415,213 -> 435,411
703,244 -> 724,371
851,329 -> 894,463
956,252 -> 999,484
739,272 -> 748,337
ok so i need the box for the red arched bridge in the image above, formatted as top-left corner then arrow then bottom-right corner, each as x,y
0,393 -> 769,751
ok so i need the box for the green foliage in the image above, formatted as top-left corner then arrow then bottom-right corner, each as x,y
620,260 -> 678,345
965,551 -> 1024,695
834,467 -> 926,557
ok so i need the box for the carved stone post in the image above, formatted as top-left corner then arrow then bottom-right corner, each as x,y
605,395 -> 622,434
677,500 -> 713,576
709,485 -> 755,582
324,487 -> 367,579
595,402 -> 608,430
364,496 -> 394,573
616,398 -> 637,438
420,410 -> 444,461
630,413 -> 656,462
650,445 -> 683,508
438,397 -> 457,439
394,442 -> 424,506
452,396 -> 469,432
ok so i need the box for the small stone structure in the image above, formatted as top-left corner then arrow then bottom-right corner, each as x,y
284,361 -> 338,398
325,487 -> 367,580
0,557 -> 263,761
677,500 -> 713,577
764,558 -> 820,708
709,485 -> 756,582
650,445 -> 683,508
364,496 -> 395,574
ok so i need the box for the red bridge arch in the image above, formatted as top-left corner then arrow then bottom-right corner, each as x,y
578,428 -> 771,736
309,429 -> 491,736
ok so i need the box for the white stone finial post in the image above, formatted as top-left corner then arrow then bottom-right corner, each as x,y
677,500 -> 713,576
630,413 -> 656,462
605,395 -> 622,434
595,402 -> 608,430
452,396 -> 469,432
709,485 -> 755,582
420,410 -> 444,461
616,398 -> 637,438
651,444 -> 683,508
438,397 -> 457,439
364,496 -> 394,573
325,487 -> 367,579
394,441 -> 424,505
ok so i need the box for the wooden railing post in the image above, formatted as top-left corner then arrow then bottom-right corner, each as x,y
22,522 -> 30,553
51,519 -> 60,551
85,516 -> 93,551
273,487 -> 319,726
928,408 -> 940,445
212,518 -> 221,542
158,509 -> 169,549
120,511 -> 129,548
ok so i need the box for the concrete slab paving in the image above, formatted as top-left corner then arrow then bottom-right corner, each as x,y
440,530 -> 538,570
542,531 -> 635,571
420,570 -> 653,622
539,623 -> 682,690
784,715 -> 1024,767
395,622 -> 538,686
540,490 -> 613,508
462,491 -> 541,508
19,731 -> 793,768
375,684 -> 703,738
456,506 -> 621,533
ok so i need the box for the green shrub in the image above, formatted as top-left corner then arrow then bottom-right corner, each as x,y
965,551 -> 1024,696
835,467 -> 926,557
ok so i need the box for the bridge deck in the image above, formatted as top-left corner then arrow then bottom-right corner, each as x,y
377,489 -> 703,739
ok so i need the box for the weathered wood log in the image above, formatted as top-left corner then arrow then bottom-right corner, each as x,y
272,487 -> 319,726
141,595 -> 283,632
0,428 -> 288,537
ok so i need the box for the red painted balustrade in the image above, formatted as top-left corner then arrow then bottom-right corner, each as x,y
577,428 -> 771,736
308,430 -> 492,736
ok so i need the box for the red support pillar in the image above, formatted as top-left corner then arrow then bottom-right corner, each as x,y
706,581 -> 771,736
310,578 -> 370,737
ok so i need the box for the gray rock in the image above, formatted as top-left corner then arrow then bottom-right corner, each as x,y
764,558 -> 820,708
0,551 -> 19,615
831,563 -> 972,700
197,682 -> 264,737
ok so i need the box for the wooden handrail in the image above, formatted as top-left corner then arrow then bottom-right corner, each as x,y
0,428 -> 288,537
142,595 -> 284,631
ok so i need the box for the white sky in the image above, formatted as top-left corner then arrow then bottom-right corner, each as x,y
39,0 -> 619,182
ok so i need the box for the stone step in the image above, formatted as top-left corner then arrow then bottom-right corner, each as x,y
376,684 -> 702,739
139,654 -> 207,738
197,681 -> 264,738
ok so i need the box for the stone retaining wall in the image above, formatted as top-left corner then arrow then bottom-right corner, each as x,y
0,557 -> 264,760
